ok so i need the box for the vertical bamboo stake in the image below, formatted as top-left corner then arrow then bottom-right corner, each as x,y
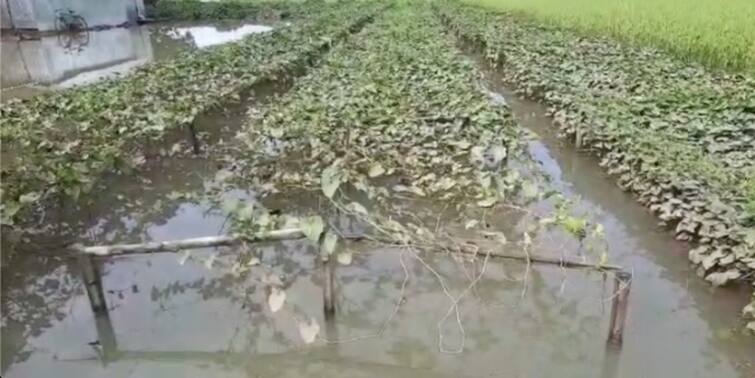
574,126 -> 583,149
187,123 -> 201,154
94,308 -> 119,365
322,255 -> 336,319
78,255 -> 108,314
607,271 -> 632,346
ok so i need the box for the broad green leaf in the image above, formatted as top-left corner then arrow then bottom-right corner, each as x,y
321,164 -> 342,198
301,216 -> 325,242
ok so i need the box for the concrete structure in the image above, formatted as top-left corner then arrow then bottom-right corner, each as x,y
1,0 -> 145,31
1,25 -> 153,98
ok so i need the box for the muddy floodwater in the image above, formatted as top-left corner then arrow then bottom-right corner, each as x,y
0,21 -> 274,101
2,38 -> 755,378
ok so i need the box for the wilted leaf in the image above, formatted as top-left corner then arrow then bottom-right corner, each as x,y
464,219 -> 479,229
268,287 -> 286,313
337,250 -> 353,265
298,317 -> 320,344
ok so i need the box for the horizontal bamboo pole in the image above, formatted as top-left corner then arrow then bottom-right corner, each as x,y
452,241 -> 623,271
75,228 -> 305,256
74,229 -> 621,271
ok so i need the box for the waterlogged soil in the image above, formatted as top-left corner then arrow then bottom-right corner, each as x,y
2,6 -> 755,378
0,20 -> 274,101
2,68 -> 754,378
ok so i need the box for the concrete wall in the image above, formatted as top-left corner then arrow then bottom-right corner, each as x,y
1,26 -> 153,89
2,0 -> 144,31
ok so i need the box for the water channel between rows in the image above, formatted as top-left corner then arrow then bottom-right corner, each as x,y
1,23 -> 754,378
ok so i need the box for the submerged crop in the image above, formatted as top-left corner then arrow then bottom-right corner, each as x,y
436,0 -> 755,331
0,2 -> 381,227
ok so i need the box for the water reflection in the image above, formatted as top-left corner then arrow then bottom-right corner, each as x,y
0,21 -> 273,101
165,24 -> 273,48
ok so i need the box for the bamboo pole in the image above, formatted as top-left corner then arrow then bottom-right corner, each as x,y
323,255 -> 336,318
75,229 -> 305,256
73,230 -> 621,271
607,271 -> 632,346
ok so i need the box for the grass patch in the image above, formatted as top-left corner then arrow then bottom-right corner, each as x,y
467,0 -> 755,73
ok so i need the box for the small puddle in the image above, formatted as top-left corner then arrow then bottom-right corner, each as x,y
0,21 -> 273,101
164,24 -> 273,48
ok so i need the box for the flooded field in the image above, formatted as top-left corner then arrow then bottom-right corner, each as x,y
0,21 -> 274,101
1,2 -> 753,378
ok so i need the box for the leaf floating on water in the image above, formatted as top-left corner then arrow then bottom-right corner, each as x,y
298,317 -> 320,344
178,250 -> 191,265
204,253 -> 216,269
268,287 -> 286,313
464,219 -> 479,229
301,216 -> 325,242
368,162 -> 386,178
337,250 -> 353,265
321,231 -> 338,257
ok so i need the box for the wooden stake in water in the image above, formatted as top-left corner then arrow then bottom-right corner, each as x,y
607,271 -> 632,346
322,255 -> 336,319
78,255 -> 108,313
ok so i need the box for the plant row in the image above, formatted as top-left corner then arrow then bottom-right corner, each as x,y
148,0 -> 304,21
225,4 -> 605,260
0,2 -> 382,226
435,1 -> 755,327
